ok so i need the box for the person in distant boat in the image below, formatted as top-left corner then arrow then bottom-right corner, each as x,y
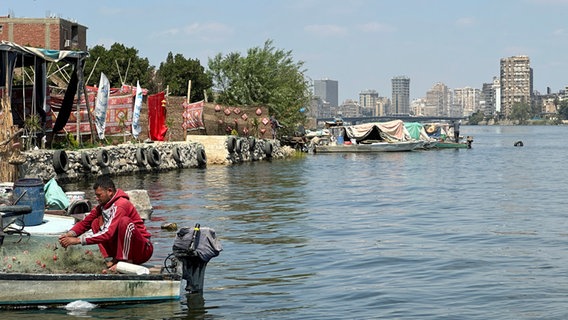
452,120 -> 461,143
58,175 -> 153,271
270,115 -> 284,139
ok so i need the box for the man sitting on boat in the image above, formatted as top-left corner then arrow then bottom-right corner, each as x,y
58,175 -> 153,271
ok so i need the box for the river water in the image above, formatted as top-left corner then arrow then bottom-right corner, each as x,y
4,125 -> 568,319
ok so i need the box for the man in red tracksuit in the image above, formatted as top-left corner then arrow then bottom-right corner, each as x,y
59,175 -> 153,270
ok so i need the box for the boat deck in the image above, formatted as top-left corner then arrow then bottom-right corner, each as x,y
14,213 -> 76,235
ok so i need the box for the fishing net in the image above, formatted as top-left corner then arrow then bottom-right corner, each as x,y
0,236 -> 104,274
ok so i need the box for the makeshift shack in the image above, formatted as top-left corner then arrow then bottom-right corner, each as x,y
0,41 -> 89,181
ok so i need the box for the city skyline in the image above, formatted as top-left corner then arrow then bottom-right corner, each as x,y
4,0 -> 568,103
321,54 -> 545,119
330,51 -> 561,107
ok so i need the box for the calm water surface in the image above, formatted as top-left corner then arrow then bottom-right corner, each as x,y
4,125 -> 568,319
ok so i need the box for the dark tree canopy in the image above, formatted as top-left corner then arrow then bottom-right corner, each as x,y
510,102 -> 532,123
156,52 -> 212,101
557,100 -> 568,120
468,110 -> 485,125
84,43 -> 153,89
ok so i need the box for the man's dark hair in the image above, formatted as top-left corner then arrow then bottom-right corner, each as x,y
93,175 -> 116,191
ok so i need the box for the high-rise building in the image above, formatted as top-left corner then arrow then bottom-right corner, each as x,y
453,87 -> 480,117
391,76 -> 410,115
500,56 -> 532,117
376,97 -> 389,117
313,79 -> 339,109
481,82 -> 494,115
411,98 -> 426,116
311,96 -> 331,119
425,82 -> 451,116
493,78 -> 501,113
481,77 -> 500,115
359,89 -> 379,116
560,86 -> 568,101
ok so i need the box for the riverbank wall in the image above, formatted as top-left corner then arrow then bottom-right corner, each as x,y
14,136 -> 285,183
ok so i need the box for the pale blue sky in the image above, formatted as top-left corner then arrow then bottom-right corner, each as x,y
4,0 -> 568,102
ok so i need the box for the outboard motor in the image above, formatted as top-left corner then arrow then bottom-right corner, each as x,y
172,223 -> 222,293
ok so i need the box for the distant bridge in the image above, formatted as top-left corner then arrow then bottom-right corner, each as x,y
317,115 -> 467,125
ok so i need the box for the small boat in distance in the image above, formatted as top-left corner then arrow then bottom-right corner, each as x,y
312,119 -> 424,153
422,122 -> 473,149
314,140 -> 423,153
433,139 -> 473,149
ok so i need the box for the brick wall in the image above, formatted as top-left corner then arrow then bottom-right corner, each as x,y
0,17 -> 87,51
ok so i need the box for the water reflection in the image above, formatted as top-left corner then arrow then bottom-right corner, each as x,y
11,126 -> 568,319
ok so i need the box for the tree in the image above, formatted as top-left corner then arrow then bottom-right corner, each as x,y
207,39 -> 311,133
468,110 -> 485,125
557,100 -> 568,120
156,52 -> 212,101
509,102 -> 531,124
85,43 -> 154,88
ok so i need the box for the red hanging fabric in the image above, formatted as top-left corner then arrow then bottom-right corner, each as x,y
148,91 -> 168,141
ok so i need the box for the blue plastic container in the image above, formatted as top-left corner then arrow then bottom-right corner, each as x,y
337,136 -> 344,145
13,178 -> 45,226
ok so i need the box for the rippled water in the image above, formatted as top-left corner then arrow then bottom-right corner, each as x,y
4,125 -> 568,319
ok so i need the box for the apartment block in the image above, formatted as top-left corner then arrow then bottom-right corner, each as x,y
453,87 -> 480,117
425,82 -> 451,116
500,55 -> 533,117
391,76 -> 410,115
338,99 -> 360,118
359,89 -> 379,116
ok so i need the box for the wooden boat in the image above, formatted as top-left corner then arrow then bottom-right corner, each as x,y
433,141 -> 471,149
432,136 -> 473,149
419,140 -> 439,149
404,122 -> 440,149
422,122 -> 473,149
0,208 -> 221,309
314,140 -> 423,153
0,241 -> 183,309
0,272 -> 182,308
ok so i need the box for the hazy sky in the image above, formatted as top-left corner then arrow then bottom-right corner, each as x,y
4,0 -> 568,102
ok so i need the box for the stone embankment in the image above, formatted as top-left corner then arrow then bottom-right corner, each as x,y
16,136 -> 287,183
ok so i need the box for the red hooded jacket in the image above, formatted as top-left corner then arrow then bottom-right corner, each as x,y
70,189 -> 151,245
